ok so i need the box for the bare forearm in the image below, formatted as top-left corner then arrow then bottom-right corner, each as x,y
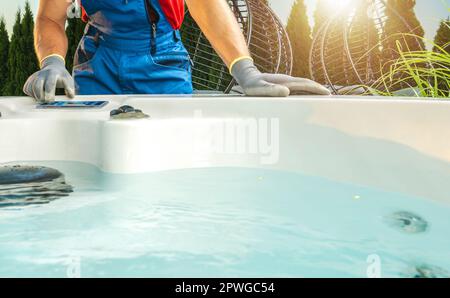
35,16 -> 68,63
34,0 -> 71,64
186,0 -> 250,68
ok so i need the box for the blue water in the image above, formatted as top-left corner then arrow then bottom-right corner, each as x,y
0,161 -> 449,278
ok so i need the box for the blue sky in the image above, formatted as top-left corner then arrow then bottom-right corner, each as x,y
2,0 -> 449,44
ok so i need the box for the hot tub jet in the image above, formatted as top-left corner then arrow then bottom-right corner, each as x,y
408,264 -> 450,278
384,211 -> 428,234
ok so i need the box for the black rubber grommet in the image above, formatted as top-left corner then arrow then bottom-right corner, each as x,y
110,109 -> 121,117
119,105 -> 135,113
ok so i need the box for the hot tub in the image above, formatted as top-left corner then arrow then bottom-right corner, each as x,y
1,95 -> 449,278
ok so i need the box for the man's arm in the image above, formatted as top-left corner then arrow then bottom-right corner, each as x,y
34,0 -> 71,61
23,0 -> 74,102
35,0 -> 71,63
185,0 -> 331,97
185,0 -> 249,68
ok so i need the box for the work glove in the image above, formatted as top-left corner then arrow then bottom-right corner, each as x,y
23,55 -> 75,102
230,57 -> 331,97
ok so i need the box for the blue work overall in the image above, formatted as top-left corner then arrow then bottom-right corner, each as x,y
74,0 -> 193,95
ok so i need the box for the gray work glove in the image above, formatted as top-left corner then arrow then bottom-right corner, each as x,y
231,58 -> 331,97
23,56 -> 75,102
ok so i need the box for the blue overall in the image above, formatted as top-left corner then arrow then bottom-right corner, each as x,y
74,0 -> 193,95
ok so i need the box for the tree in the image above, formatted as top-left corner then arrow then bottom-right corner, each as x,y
433,18 -> 450,54
433,18 -> 450,95
348,0 -> 381,85
286,0 -> 312,78
381,0 -> 425,90
3,11 -> 22,96
20,2 -> 39,84
0,17 -> 9,94
65,16 -> 86,72
326,14 -> 349,86
312,0 -> 329,38
4,2 -> 39,96
383,0 -> 425,63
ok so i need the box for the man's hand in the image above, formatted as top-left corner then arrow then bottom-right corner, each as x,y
26,0 -> 72,101
231,58 -> 331,97
23,56 -> 75,102
186,1 -> 331,97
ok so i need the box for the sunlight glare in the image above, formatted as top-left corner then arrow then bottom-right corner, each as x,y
322,0 -> 355,12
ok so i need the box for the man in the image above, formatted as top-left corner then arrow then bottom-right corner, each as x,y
24,0 -> 330,101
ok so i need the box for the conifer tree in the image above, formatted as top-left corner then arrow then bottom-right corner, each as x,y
286,0 -> 312,78
0,17 -> 9,94
433,18 -> 450,54
20,1 -> 39,86
382,0 -> 425,90
312,0 -> 329,38
433,18 -> 450,95
348,0 -> 381,85
326,14 -> 349,86
5,3 -> 39,96
383,0 -> 425,63
4,11 -> 22,96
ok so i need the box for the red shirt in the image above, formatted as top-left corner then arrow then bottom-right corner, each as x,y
80,0 -> 185,30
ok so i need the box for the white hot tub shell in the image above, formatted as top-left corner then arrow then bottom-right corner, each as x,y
1,95 -> 450,205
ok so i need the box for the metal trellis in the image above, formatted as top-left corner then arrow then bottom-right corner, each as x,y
181,0 -> 293,93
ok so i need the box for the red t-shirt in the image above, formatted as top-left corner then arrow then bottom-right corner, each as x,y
80,0 -> 185,30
